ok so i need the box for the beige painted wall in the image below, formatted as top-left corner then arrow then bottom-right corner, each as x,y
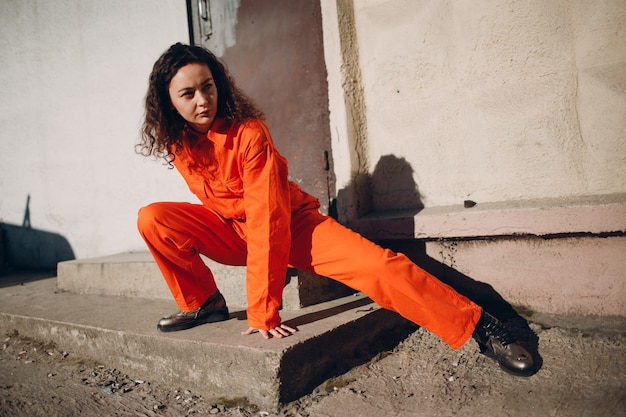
318,0 -> 626,318
322,0 -> 626,211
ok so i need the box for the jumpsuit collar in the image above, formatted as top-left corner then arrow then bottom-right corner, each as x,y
182,118 -> 231,149
206,118 -> 231,147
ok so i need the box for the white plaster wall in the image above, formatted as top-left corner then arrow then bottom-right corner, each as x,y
326,0 -> 626,208
0,0 -> 193,259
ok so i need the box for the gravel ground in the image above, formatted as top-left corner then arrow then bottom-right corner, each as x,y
1,318 -> 624,417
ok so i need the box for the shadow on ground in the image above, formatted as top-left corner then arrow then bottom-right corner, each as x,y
380,238 -> 543,373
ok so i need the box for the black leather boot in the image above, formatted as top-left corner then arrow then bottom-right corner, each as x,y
157,291 -> 229,332
473,310 -> 535,376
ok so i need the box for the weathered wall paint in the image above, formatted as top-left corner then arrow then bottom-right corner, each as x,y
323,0 -> 626,213
190,0 -> 241,56
1,0 -> 624,262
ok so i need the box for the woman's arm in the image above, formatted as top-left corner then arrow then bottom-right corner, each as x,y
239,121 -> 294,336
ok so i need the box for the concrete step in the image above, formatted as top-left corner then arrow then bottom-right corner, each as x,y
0,272 -> 415,410
57,252 -> 241,304
57,252 -> 356,310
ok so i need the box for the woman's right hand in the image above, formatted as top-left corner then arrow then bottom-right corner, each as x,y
241,323 -> 297,340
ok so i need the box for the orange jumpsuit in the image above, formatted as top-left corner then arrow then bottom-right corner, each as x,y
137,118 -> 482,349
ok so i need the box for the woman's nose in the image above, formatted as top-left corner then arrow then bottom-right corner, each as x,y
196,91 -> 209,105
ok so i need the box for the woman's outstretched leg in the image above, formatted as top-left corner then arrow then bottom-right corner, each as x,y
289,212 -> 481,349
289,211 -> 534,375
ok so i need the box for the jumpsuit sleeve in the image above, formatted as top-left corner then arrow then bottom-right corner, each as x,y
240,122 -> 291,330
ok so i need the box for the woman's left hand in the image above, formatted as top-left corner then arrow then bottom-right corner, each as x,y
241,323 -> 297,339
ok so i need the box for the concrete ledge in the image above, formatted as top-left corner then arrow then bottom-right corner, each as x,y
348,193 -> 626,240
379,234 -> 626,318
423,234 -> 626,317
57,252 -> 174,301
57,253 -> 354,310
0,275 -> 415,410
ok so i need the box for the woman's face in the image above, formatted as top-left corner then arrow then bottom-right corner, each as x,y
168,63 -> 218,133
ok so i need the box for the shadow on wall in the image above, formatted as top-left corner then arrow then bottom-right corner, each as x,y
336,154 -> 542,371
0,223 -> 75,272
334,155 -> 424,221
0,195 -> 75,273
370,154 -> 425,212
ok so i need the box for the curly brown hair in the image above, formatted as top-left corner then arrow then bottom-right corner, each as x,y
137,43 -> 264,161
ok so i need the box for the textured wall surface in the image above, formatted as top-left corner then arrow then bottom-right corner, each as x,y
324,0 -> 626,210
1,0 -> 624,262
0,0 -> 191,259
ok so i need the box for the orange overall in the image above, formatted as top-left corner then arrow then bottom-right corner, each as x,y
137,119 -> 482,349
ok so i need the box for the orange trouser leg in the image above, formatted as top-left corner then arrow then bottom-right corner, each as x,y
137,202 -> 247,311
289,210 -> 482,349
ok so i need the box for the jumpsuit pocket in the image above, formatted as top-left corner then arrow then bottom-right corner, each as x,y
222,176 -> 244,196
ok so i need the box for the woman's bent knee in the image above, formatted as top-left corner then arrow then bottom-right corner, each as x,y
137,202 -> 169,232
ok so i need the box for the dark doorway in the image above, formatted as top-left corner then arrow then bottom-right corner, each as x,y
188,0 -> 335,214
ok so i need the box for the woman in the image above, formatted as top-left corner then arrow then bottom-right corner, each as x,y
137,43 -> 534,377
